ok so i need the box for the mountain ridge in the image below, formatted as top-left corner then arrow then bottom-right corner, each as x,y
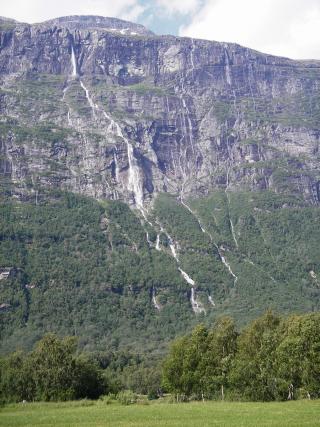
3,14 -> 320,62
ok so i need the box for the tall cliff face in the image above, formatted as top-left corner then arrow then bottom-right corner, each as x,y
1,15 -> 320,207
1,16 -> 320,354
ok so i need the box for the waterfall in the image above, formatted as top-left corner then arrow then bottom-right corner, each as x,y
225,172 -> 239,249
154,219 -> 204,314
180,199 -> 206,233
218,252 -> 238,285
126,141 -> 144,208
152,287 -> 161,311
107,117 -> 144,208
224,47 -> 232,85
67,111 -> 72,126
146,217 -> 204,314
79,81 -> 97,118
181,97 -> 195,154
113,151 -> 120,183
78,81 -> 144,208
191,288 -> 206,314
71,45 -> 78,77
62,86 -> 73,126
190,39 -> 195,73
61,44 -> 79,127
178,267 -> 205,314
146,231 -> 152,247
180,197 -> 238,287
229,215 -> 239,249
155,234 -> 161,251
208,295 -> 215,307
169,240 -> 179,262
178,268 -> 195,286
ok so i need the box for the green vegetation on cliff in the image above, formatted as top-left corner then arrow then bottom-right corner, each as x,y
0,189 -> 319,356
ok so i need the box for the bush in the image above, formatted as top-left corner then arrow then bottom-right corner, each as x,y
0,334 -> 107,403
99,394 -> 116,405
147,389 -> 159,400
117,390 -> 137,405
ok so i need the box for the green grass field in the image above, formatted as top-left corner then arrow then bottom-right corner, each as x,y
0,400 -> 319,427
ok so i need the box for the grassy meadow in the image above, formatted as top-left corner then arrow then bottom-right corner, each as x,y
0,400 -> 319,427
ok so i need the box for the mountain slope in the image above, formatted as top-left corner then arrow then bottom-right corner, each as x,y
0,16 -> 319,354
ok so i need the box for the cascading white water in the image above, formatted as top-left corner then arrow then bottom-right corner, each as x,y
152,287 -> 161,311
191,288 -> 206,314
180,197 -> 238,287
154,220 -> 204,314
167,227 -> 206,314
180,198 -> 206,233
219,252 -> 238,284
126,141 -> 144,208
105,110 -> 144,209
146,231 -> 152,246
208,295 -> 215,307
67,111 -> 72,126
178,268 -> 195,285
61,44 -> 79,127
79,81 -> 97,118
225,170 -> 239,250
71,45 -> 78,77
181,97 -> 195,154
224,47 -> 232,85
176,39 -> 197,174
155,234 -> 161,251
190,39 -> 195,73
229,215 -> 239,249
78,81 -> 144,208
169,241 -> 178,262
62,86 -> 73,126
113,151 -> 120,183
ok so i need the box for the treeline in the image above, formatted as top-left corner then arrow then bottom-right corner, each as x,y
0,334 -> 162,403
0,334 -> 106,402
1,311 -> 319,403
163,311 -> 320,401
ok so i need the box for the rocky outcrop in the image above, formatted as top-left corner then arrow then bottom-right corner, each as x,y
0,15 -> 320,206
0,267 -> 13,280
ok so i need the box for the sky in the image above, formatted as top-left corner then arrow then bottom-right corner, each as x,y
1,0 -> 319,59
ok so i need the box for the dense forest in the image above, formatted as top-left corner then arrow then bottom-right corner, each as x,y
1,190 -> 320,356
1,311 -> 319,403
163,311 -> 320,401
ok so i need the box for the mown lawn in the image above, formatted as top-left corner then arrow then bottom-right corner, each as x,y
0,400 -> 319,427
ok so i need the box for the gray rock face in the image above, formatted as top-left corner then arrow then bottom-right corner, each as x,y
1,15 -> 320,206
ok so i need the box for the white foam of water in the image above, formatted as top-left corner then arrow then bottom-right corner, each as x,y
208,295 -> 215,307
146,231 -> 152,246
71,45 -> 78,77
191,288 -> 206,314
78,81 -> 144,208
113,151 -> 119,183
225,169 -> 239,249
126,141 -> 144,208
155,234 -> 161,251
224,47 -> 232,85
181,97 -> 195,154
180,197 -> 238,287
190,39 -> 195,73
178,268 -> 195,286
152,287 -> 161,311
169,242 -> 178,261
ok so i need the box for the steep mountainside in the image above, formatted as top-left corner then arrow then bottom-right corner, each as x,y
0,16 -> 319,354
